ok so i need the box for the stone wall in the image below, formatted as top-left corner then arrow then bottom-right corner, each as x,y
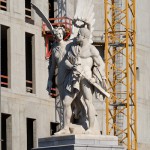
136,0 -> 150,148
1,1 -> 55,150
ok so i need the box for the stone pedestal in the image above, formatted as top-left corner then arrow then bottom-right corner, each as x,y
33,134 -> 125,150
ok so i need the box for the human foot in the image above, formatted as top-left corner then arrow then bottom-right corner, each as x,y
54,127 -> 70,135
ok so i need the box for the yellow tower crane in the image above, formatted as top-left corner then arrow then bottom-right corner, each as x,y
104,0 -> 137,149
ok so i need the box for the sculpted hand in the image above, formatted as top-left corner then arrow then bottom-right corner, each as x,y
73,64 -> 84,78
73,64 -> 82,72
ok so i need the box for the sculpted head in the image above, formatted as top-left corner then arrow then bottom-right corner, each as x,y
77,28 -> 91,45
78,28 -> 91,39
54,27 -> 65,41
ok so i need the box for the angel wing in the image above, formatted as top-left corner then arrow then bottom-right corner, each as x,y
70,0 -> 95,43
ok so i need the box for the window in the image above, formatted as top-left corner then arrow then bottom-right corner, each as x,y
25,32 -> 35,93
0,0 -> 7,11
26,118 -> 36,150
49,0 -> 54,19
1,113 -> 12,150
93,43 -> 105,60
25,0 -> 34,24
50,122 -> 60,135
0,25 -> 10,88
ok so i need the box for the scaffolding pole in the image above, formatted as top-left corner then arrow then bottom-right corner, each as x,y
104,0 -> 137,149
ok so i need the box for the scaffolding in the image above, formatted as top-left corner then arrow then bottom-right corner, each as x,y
104,0 -> 137,149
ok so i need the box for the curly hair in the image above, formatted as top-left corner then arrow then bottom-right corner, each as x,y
54,26 -> 65,36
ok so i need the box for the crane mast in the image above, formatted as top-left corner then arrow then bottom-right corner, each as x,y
104,0 -> 137,149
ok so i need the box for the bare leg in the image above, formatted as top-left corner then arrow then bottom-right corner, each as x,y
55,93 -> 76,135
58,85 -> 75,127
63,95 -> 74,127
81,79 -> 95,132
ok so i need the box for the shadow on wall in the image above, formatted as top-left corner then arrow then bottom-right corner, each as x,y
57,0 -> 67,17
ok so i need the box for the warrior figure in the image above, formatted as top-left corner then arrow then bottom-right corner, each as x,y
31,0 -> 109,135
55,27 -> 107,134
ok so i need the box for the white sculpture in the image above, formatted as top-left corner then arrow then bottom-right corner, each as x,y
46,26 -> 68,99
55,27 -> 108,135
32,0 -> 110,135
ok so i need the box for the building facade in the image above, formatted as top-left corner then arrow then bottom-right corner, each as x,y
0,0 -> 150,150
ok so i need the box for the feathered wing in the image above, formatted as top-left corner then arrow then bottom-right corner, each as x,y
70,0 -> 95,43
